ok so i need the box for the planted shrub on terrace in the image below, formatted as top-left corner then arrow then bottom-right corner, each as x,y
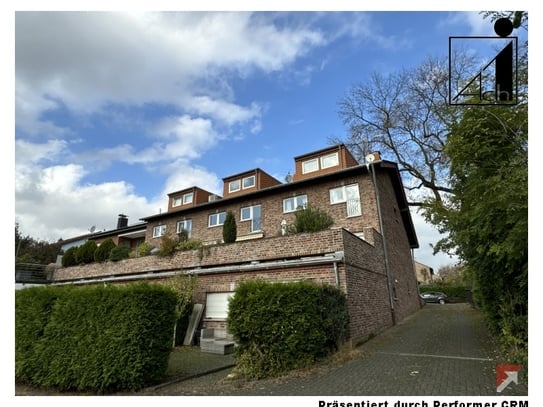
291,205 -> 334,233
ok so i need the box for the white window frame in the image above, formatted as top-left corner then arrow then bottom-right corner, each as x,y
152,225 -> 167,238
172,197 -> 182,207
320,152 -> 339,169
208,212 -> 227,227
283,194 -> 308,213
330,186 -> 347,204
302,158 -> 319,174
176,219 -> 192,237
205,292 -> 234,319
240,205 -> 262,232
242,175 -> 256,189
228,179 -> 241,193
183,192 -> 193,204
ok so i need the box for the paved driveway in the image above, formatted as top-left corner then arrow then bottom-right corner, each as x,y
149,303 -> 528,396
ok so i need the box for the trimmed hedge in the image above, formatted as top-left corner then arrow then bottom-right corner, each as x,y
227,280 -> 349,379
15,283 -> 177,393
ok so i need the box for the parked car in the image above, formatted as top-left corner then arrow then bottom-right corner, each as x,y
420,291 -> 448,304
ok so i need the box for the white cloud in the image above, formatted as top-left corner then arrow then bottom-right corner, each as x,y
15,161 -> 156,242
410,208 -> 458,272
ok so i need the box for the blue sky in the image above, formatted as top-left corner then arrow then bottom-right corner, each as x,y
11,6 -> 530,272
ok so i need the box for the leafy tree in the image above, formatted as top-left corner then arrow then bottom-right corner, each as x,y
425,102 -> 527,361
61,246 -> 78,267
75,240 -> 97,264
15,223 -> 62,264
94,238 -> 116,263
222,211 -> 237,243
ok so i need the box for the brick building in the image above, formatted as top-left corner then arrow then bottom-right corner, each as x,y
52,144 -> 421,346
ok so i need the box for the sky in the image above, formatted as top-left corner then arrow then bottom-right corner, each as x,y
8,5 -> 532,273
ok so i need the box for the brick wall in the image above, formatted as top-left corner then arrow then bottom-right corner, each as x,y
146,172 -> 381,247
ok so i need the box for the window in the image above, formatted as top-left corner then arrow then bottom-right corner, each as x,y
209,212 -> 226,227
172,197 -> 182,207
283,195 -> 308,213
152,225 -> 167,238
240,205 -> 261,232
302,158 -> 319,174
320,152 -> 339,169
229,179 -> 241,193
176,219 -> 192,238
330,187 -> 346,204
243,175 -> 255,189
205,292 -> 234,319
330,184 -> 361,217
183,192 -> 193,204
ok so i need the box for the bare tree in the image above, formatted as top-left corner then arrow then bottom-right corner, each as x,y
335,55 -> 476,206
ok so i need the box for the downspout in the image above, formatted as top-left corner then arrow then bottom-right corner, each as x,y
333,260 -> 339,286
368,162 -> 396,325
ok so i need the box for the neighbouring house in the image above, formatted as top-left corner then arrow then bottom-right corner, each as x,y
88,214 -> 147,250
51,144 -> 421,347
414,261 -> 435,285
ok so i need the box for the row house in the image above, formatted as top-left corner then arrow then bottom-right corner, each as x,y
52,144 -> 421,346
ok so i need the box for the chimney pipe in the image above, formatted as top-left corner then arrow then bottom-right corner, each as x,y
117,214 -> 128,229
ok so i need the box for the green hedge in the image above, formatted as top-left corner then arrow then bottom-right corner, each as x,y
15,283 -> 177,393
94,238 -> 116,262
227,280 -> 349,379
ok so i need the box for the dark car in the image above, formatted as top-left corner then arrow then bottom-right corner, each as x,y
420,291 -> 448,304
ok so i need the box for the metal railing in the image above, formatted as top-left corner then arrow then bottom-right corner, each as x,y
15,263 -> 51,284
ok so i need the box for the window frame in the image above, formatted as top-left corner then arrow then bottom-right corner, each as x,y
283,194 -> 308,213
176,219 -> 192,237
183,192 -> 194,205
320,152 -> 339,169
152,224 -> 167,238
242,175 -> 256,189
228,179 -> 241,193
172,196 -> 182,207
240,204 -> 262,232
301,158 -> 319,174
208,212 -> 227,227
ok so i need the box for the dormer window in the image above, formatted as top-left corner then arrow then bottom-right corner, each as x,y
243,175 -> 255,189
302,158 -> 319,174
229,175 -> 256,193
183,192 -> 193,204
320,152 -> 339,169
172,192 -> 193,207
229,179 -> 241,193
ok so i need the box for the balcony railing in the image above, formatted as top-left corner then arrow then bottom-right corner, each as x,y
15,263 -> 51,284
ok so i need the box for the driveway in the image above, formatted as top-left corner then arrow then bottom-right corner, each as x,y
148,303 -> 527,396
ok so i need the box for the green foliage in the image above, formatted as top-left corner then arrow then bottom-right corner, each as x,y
222,211 -> 237,243
162,275 -> 198,346
109,245 -> 131,262
290,205 -> 334,233
61,246 -> 78,267
136,241 -> 153,257
75,240 -> 97,264
158,234 -> 179,257
227,280 -> 349,379
15,283 -> 177,393
424,101 -> 527,362
15,223 -> 62,264
94,238 -> 116,263
177,239 -> 203,252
